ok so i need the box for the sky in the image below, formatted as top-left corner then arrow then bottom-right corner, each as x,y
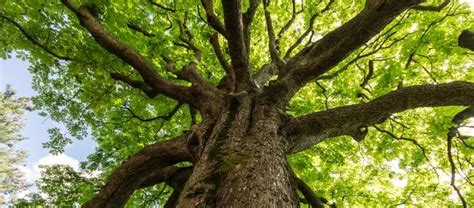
0,0 -> 473,200
0,57 -> 96,188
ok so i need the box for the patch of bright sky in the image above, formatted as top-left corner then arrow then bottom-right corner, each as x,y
459,118 -> 474,137
0,58 -> 97,192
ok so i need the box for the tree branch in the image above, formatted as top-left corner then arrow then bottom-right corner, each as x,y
276,0 -> 303,44
254,0 -> 335,87
61,0 -> 193,103
373,125 -> 430,162
447,129 -> 468,208
254,63 -> 279,88
263,0 -> 424,106
284,0 -> 335,59
210,33 -> 236,91
162,167 -> 192,208
243,0 -> 262,29
138,165 -> 192,208
210,33 -> 232,74
124,102 -> 183,122
221,0 -> 254,91
127,22 -> 155,37
288,81 -> 474,153
83,134 -> 193,208
168,19 -> 220,93
149,0 -> 176,12
263,0 -> 284,65
110,72 -> 158,98
137,166 -> 182,189
201,0 -> 227,37
243,0 -> 262,51
0,14 -> 72,61
293,175 -> 325,208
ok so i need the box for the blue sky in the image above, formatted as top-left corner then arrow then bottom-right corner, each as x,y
0,57 -> 97,185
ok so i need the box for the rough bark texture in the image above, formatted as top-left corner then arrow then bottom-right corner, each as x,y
82,136 -> 193,208
177,97 -> 299,207
289,81 -> 474,153
47,0 -> 474,207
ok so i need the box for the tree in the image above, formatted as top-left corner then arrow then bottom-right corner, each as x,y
0,0 -> 473,207
0,86 -> 28,204
36,164 -> 100,206
12,193 -> 46,208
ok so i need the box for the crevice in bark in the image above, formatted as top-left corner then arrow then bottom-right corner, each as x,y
194,98 -> 245,206
46,0 -> 474,207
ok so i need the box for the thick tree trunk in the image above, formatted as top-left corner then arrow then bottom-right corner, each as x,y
176,96 -> 299,207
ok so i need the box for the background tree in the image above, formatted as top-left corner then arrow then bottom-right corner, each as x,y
0,86 -> 29,205
36,164 -> 100,206
1,0 -> 473,207
12,193 -> 46,208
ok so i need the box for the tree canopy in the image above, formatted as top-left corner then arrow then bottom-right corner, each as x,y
1,0 -> 473,207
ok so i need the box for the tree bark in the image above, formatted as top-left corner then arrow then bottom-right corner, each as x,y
175,96 -> 299,207
82,80 -> 474,207
55,0 -> 474,206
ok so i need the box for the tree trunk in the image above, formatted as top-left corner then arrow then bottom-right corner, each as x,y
177,96 -> 299,207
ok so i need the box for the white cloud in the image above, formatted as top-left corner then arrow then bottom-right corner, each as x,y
21,154 -> 79,184
36,154 -> 79,170
13,154 -> 80,201
458,126 -> 474,137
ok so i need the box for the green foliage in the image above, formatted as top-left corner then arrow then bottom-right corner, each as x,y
0,0 -> 473,207
11,193 -> 46,208
36,164 -> 101,206
42,127 -> 72,155
0,86 -> 28,204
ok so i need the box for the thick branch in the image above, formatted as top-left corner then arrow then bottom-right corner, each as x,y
169,19 -> 220,93
61,0 -> 192,103
263,0 -> 424,106
86,165 -> 191,208
83,134 -> 192,208
221,0 -> 254,91
459,30 -> 474,51
201,0 -> 227,37
0,14 -> 72,60
289,81 -> 474,153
